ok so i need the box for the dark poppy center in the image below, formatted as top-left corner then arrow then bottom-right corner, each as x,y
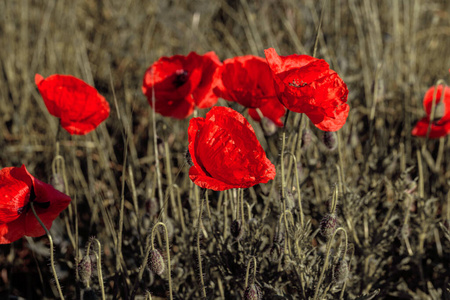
17,185 -> 50,214
173,69 -> 189,88
289,79 -> 307,88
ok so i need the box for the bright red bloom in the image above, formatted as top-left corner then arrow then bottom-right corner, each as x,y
188,106 -> 276,191
411,85 -> 450,138
213,55 -> 286,126
264,48 -> 349,131
35,74 -> 110,135
0,165 -> 71,244
142,51 -> 221,119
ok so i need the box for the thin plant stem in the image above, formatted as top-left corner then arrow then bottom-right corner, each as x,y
294,238 -> 306,298
116,135 -> 129,273
312,0 -> 328,58
196,197 -> 207,299
164,141 -> 178,219
205,189 -> 212,220
337,130 -> 345,195
93,238 -> 106,300
150,222 -> 173,300
281,110 -> 291,256
340,245 -> 354,299
283,151 -> 304,227
244,256 -> 257,288
150,71 -> 165,221
313,227 -> 348,300
223,192 -> 229,240
30,202 -> 65,300
145,291 -> 152,300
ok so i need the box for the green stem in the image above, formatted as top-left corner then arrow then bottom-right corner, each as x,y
283,151 -> 304,228
196,198 -> 207,299
244,256 -> 257,288
30,202 -> 65,300
313,227 -> 348,300
93,239 -> 106,300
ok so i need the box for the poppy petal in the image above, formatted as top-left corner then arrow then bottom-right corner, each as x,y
35,74 -> 110,135
188,106 -> 276,191
0,166 -> 71,244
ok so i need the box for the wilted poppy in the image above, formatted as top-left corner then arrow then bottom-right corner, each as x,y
411,85 -> 450,138
142,51 -> 221,119
264,48 -> 349,131
0,165 -> 71,244
35,74 -> 110,135
188,106 -> 276,191
213,55 -> 286,126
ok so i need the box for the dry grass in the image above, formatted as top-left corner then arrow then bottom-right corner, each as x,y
1,0 -> 450,299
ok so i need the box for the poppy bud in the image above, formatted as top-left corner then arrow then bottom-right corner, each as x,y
244,284 -> 262,300
148,249 -> 165,276
301,128 -> 312,149
320,214 -> 338,239
50,173 -> 65,193
261,117 -> 278,136
269,243 -> 282,263
78,255 -> 92,286
231,219 -> 245,240
185,148 -> 194,167
333,259 -> 349,284
322,131 -> 337,151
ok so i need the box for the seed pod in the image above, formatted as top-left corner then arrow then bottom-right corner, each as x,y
231,219 -> 245,240
78,255 -> 92,287
301,128 -> 312,149
149,249 -> 165,276
322,131 -> 337,151
320,214 -> 338,239
333,259 -> 349,284
244,284 -> 262,300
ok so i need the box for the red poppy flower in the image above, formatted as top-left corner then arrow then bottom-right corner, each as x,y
411,85 -> 450,138
0,165 -> 71,244
188,106 -> 276,191
264,48 -> 349,131
213,55 -> 286,126
142,51 -> 221,119
35,74 -> 110,135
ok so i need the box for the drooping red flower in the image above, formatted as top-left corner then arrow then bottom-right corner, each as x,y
213,55 -> 286,126
411,85 -> 450,138
264,48 -> 349,131
142,51 -> 221,119
35,74 -> 110,135
0,165 -> 71,244
188,106 -> 276,191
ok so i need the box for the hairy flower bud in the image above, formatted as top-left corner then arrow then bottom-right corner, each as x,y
78,255 -> 92,287
301,128 -> 312,149
231,219 -> 245,240
50,173 -> 65,193
322,131 -> 337,151
149,249 -> 165,276
320,214 -> 338,239
244,284 -> 262,300
333,259 -> 349,284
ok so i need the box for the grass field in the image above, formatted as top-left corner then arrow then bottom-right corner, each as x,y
1,0 -> 450,299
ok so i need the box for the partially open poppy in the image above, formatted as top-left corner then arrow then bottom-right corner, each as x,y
264,48 -> 349,131
411,85 -> 450,138
188,106 -> 276,191
213,55 -> 286,126
142,51 -> 221,119
35,74 -> 110,135
0,165 -> 71,244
